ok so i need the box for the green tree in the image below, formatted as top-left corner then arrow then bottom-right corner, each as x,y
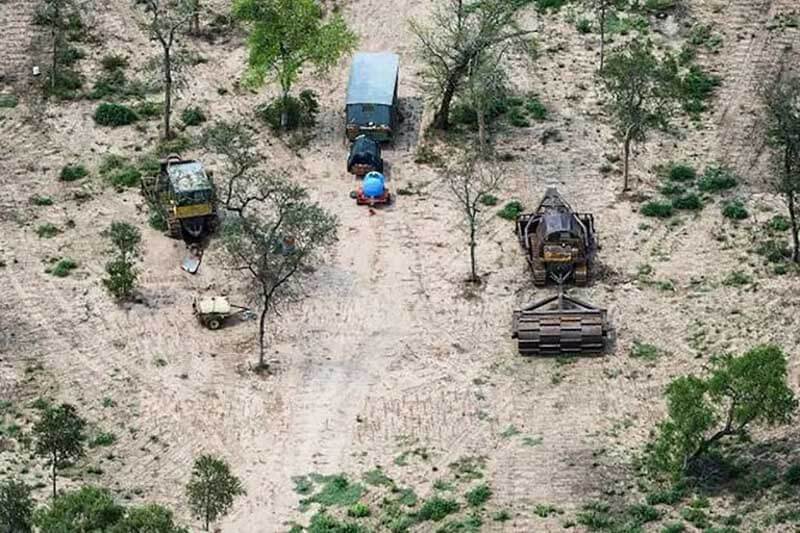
34,486 -> 124,532
34,0 -> 83,94
201,121 -> 259,209
221,173 -> 338,368
186,455 -> 245,531
233,0 -> 357,130
601,40 -> 678,191
762,71 -> 800,262
583,0 -> 626,72
646,345 -> 797,481
111,504 -> 188,533
33,403 -> 87,499
103,221 -> 142,300
410,0 -> 535,131
137,0 -> 196,139
0,479 -> 34,533
446,155 -> 502,282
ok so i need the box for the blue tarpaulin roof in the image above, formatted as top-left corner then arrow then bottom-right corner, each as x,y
346,52 -> 399,106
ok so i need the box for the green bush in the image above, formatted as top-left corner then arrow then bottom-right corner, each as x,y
641,201 -> 674,218
671,193 -> 703,210
255,90 -> 319,131
465,484 -> 492,507
630,341 -> 662,361
47,66 -> 84,100
0,93 -> 18,108
698,166 -> 737,192
668,163 -> 696,182
181,106 -> 207,126
60,164 -> 89,182
90,432 -> 117,447
534,0 -> 569,11
417,497 -> 460,521
100,53 -> 128,71
722,270 -> 752,287
721,200 -> 748,220
107,167 -> 142,188
507,106 -> 530,127
133,101 -> 162,120
756,239 -> 791,263
104,258 -> 137,300
525,96 -> 548,120
479,194 -> 498,206
785,464 -> 800,485
498,201 -> 524,220
576,18 -> 592,34
47,258 -> 78,277
347,502 -> 370,518
94,102 -> 138,127
35,223 -> 61,238
680,66 -> 721,114
30,195 -> 54,206
626,504 -> 660,524
644,0 -> 677,13
767,215 -> 791,232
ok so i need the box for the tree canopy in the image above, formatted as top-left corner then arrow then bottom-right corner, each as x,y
0,479 -> 34,533
33,403 -> 87,498
186,455 -> 245,531
645,345 -> 797,481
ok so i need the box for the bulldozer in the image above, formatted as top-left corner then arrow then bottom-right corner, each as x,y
142,155 -> 218,273
512,189 -> 609,356
516,188 -> 597,286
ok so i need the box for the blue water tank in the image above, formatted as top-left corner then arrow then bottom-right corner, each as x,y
362,172 -> 385,198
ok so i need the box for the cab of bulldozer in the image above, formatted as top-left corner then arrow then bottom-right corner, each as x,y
163,160 -> 215,220
539,214 -> 584,262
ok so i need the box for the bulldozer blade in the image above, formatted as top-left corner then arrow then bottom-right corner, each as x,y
181,248 -> 202,274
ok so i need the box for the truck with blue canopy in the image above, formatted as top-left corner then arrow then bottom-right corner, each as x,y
345,52 -> 399,142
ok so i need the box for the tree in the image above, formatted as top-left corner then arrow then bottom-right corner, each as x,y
201,121 -> 259,209
32,403 -> 87,499
34,486 -> 124,531
222,174 -> 338,368
583,0 -> 624,72
111,504 -> 188,533
35,0 -> 83,94
645,345 -> 797,481
103,222 -> 142,300
0,479 -> 34,533
137,0 -> 196,139
446,155 -> 502,282
463,49 -> 509,153
410,0 -> 535,131
233,0 -> 357,130
762,71 -> 800,262
186,455 -> 245,531
601,40 -> 678,191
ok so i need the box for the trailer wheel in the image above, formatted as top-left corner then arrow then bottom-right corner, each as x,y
207,317 -> 222,330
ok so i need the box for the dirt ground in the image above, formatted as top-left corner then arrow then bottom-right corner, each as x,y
1,0 -> 800,531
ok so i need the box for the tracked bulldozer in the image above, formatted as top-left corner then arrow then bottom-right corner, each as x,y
516,188 -> 597,286
512,189 -> 609,356
141,155 -> 218,273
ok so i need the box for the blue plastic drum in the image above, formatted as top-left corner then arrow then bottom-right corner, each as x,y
362,172 -> 386,198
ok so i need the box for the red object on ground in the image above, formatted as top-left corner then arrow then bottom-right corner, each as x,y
355,188 -> 392,206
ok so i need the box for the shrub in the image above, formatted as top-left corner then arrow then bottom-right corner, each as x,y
576,18 -> 592,34
94,102 -> 138,127
630,341 -> 662,361
722,270 -> 752,287
698,166 -> 737,192
668,163 -> 696,182
534,0 -> 569,11
479,194 -> 498,206
644,0 -> 677,13
90,432 -> 117,447
465,484 -> 491,507
417,497 -> 460,521
107,167 -> 142,188
576,501 -> 614,530
785,464 -> 800,485
60,164 -> 89,182
722,200 -> 748,220
507,106 -> 530,127
680,65 -> 721,114
133,101 -> 162,120
626,504 -> 660,524
767,215 -> 791,232
100,53 -> 128,71
671,193 -> 703,210
0,93 -> 18,108
104,258 -> 137,300
641,201 -> 674,218
30,195 -> 54,206
498,201 -> 524,220
47,258 -> 78,277
660,182 -> 686,196
347,502 -> 370,518
756,239 -> 791,263
255,90 -> 319,131
181,106 -> 206,126
525,96 -> 548,120
35,223 -> 61,238
148,209 -> 167,231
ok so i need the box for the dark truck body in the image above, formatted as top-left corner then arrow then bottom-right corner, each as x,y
345,52 -> 399,142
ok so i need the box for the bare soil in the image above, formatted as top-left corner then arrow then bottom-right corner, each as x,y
1,0 -> 799,531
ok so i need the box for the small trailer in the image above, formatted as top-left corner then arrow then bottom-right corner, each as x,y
192,296 -> 251,330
